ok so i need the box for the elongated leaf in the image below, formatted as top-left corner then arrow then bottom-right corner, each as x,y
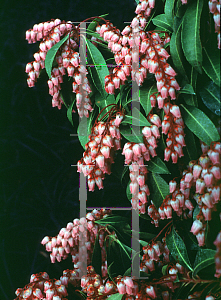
91,234 -> 102,276
199,81 -> 220,115
183,67 -> 198,107
107,294 -> 123,300
183,126 -> 198,161
193,205 -> 201,221
87,14 -> 109,32
180,84 -> 195,95
181,0 -> 203,73
166,226 -> 193,271
67,100 -> 75,126
140,85 -> 157,116
126,181 -> 132,201
85,38 -> 109,98
147,157 -> 170,174
152,14 -> 173,32
149,173 -> 169,209
164,0 -> 176,23
95,93 -> 116,113
45,34 -> 69,78
95,215 -> 129,227
193,249 -> 216,277
122,107 -> 150,126
77,114 -> 94,149
120,126 -> 143,143
180,104 -> 220,145
203,47 -> 220,87
170,18 -> 187,78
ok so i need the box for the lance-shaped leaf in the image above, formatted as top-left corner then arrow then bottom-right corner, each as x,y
183,67 -> 198,107
203,47 -> 220,87
170,18 -> 187,78
193,248 -> 216,277
140,85 -> 157,116
95,215 -> 129,227
121,107 -> 150,127
95,92 -> 116,114
152,14 -> 173,32
77,113 -> 94,149
149,173 -> 169,209
120,125 -> 143,143
166,226 -> 193,271
107,294 -> 123,300
85,38 -> 109,98
147,157 -> 170,174
180,104 -> 220,146
45,34 -> 69,78
67,99 -> 76,126
181,0 -> 204,73
183,126 -> 198,161
199,81 -> 220,116
164,0 -> 176,23
180,84 -> 196,95
87,14 -> 109,32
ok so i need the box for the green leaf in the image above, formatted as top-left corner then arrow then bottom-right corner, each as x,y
164,0 -> 176,23
120,125 -> 143,143
87,14 -> 109,32
147,157 -> 171,174
91,234 -> 102,276
85,38 -> 109,98
170,18 -> 187,78
140,85 -> 157,116
149,173 -> 169,209
193,205 -> 201,221
152,14 -> 173,32
166,226 -> 193,271
107,294 -> 123,300
95,93 -> 116,115
183,67 -> 198,107
121,107 -> 150,127
162,265 -> 168,275
95,215 -> 129,227
77,113 -> 94,149
180,104 -> 220,145
181,0 -> 204,73
203,47 -> 220,87
180,84 -> 196,95
45,34 -> 69,78
126,181 -> 132,201
183,126 -> 198,161
193,249 -> 216,277
199,81 -> 220,116
67,99 -> 75,126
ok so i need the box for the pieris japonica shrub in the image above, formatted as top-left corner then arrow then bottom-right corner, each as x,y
16,0 -> 221,299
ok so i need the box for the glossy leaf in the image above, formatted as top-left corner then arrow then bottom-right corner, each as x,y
147,157 -> 170,174
181,0 -> 203,73
122,107 -> 150,127
126,181 -> 132,201
183,126 -> 198,161
152,14 -> 173,32
180,84 -> 196,95
107,294 -> 123,300
77,114 -> 94,149
140,85 -> 157,116
45,34 -> 69,78
199,81 -> 220,116
95,215 -> 129,227
91,234 -> 102,276
85,38 -> 109,98
183,67 -> 198,107
164,0 -> 176,23
166,226 -> 193,271
120,125 -> 143,143
203,47 -> 220,87
95,93 -> 116,114
67,99 -> 75,126
170,18 -> 187,78
180,104 -> 220,145
193,205 -> 201,221
87,14 -> 109,32
149,173 -> 169,209
193,249 -> 216,277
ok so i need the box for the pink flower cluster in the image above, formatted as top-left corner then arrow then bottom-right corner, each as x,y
209,0 -> 220,48
41,208 -> 112,278
147,141 -> 221,246
214,230 -> 221,278
25,19 -> 93,116
15,271 -> 69,300
77,112 -> 123,191
122,142 -> 150,214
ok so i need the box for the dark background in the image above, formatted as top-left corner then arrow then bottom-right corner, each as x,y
0,0 -> 137,298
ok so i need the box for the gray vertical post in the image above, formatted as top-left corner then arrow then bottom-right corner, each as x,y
78,22 -> 87,277
131,23 -> 140,278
